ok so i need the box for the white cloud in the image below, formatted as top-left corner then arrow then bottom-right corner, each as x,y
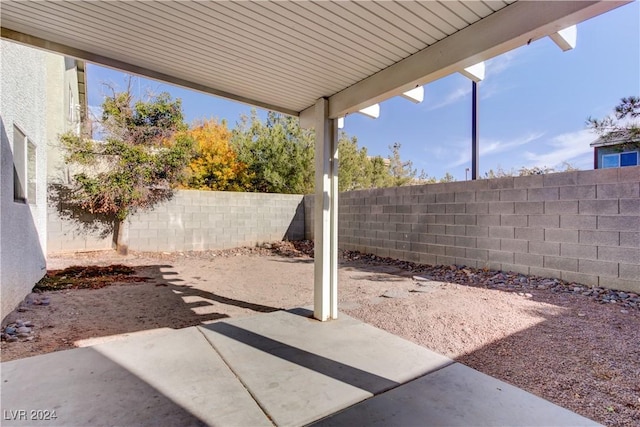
427,83 -> 471,111
448,131 -> 545,167
523,129 -> 595,170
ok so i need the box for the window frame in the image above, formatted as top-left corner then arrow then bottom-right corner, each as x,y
12,124 -> 37,205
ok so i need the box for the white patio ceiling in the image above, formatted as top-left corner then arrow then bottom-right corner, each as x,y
0,1 -> 629,122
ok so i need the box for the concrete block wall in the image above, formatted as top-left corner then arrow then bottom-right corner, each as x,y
49,190 -> 305,253
305,167 -> 640,293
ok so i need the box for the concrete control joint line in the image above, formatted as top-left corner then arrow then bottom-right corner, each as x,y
195,326 -> 276,426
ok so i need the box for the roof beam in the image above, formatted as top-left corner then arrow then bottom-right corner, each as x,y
300,0 -> 629,123
0,27 -> 299,117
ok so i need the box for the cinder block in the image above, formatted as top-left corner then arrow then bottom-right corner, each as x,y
620,199 -> 640,214
445,225 -> 466,236
579,199 -> 619,215
445,203 -> 466,214
436,235 -> 455,246
619,263 -> 640,281
560,243 -> 597,260
500,239 -> 528,253
436,192 -> 456,203
500,189 -> 527,202
428,224 -> 446,235
455,236 -> 477,248
544,256 -> 578,272
465,225 -> 489,237
514,175 -> 543,189
455,191 -> 476,202
445,246 -> 466,258
419,253 -> 437,266
476,190 -> 500,202
410,242 -> 427,253
389,249 -> 406,260
515,227 -> 544,241
466,203 -> 489,214
561,271 -> 599,287
476,237 -> 501,250
598,182 -> 640,199
501,264 -> 530,275
515,201 -> 544,215
488,177 -> 514,190
489,250 -> 514,264
454,214 -> 477,225
528,187 -> 559,201
578,168 -> 617,185
396,241 -> 410,251
529,241 -> 560,256
529,215 -> 560,228
436,255 -> 457,266
598,277 -> 640,294
578,259 -> 618,277
489,226 -> 515,239
403,251 -> 421,263
560,185 -> 596,200
545,228 -> 579,243
466,248 -> 489,261
427,244 -> 446,256
436,214 -> 455,225
560,215 -> 597,230
620,232 -> 639,248
618,165 -> 640,183
418,194 -> 436,204
598,246 -> 640,264
545,200 -> 578,214
477,215 -> 501,227
489,202 -> 515,214
544,171 -> 578,187
501,215 -> 528,227
427,204 -> 446,213
597,216 -> 640,231
419,233 -> 437,244
515,253 -> 543,268
579,230 -> 620,246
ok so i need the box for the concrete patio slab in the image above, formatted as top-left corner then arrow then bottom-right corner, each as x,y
1,308 -> 601,427
314,362 -> 601,427
1,327 -> 271,427
198,308 -> 452,426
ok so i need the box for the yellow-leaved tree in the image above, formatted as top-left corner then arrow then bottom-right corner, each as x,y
184,119 -> 252,191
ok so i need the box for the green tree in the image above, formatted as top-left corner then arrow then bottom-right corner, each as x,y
587,96 -> 640,149
56,83 -> 193,253
439,172 -> 456,183
231,110 -> 314,194
388,143 -> 417,186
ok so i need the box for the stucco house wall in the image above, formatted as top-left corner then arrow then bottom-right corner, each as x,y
1,40 -> 50,320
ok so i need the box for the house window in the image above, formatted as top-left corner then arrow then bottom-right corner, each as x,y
13,125 -> 37,204
620,151 -> 638,167
602,151 -> 639,168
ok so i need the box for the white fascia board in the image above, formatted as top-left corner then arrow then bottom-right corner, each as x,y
549,25 -> 577,51
324,1 -> 630,119
460,62 -> 485,83
400,86 -> 424,103
356,104 -> 380,119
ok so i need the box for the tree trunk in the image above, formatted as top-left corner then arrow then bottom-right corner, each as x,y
112,219 -> 129,255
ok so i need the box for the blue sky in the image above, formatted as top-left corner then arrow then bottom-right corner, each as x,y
87,1 -> 639,181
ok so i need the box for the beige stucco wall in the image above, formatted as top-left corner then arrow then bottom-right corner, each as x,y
1,40 -> 53,321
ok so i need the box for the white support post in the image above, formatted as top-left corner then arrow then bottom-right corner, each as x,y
313,98 -> 339,321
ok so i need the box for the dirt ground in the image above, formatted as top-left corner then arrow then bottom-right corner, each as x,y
2,245 -> 639,427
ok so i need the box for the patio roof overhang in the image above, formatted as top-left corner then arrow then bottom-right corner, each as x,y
1,0 -> 630,321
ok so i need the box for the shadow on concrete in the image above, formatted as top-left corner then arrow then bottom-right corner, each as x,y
201,321 -> 400,395
1,347 -> 208,426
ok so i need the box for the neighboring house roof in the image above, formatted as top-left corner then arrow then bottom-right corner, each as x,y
590,131 -> 640,148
